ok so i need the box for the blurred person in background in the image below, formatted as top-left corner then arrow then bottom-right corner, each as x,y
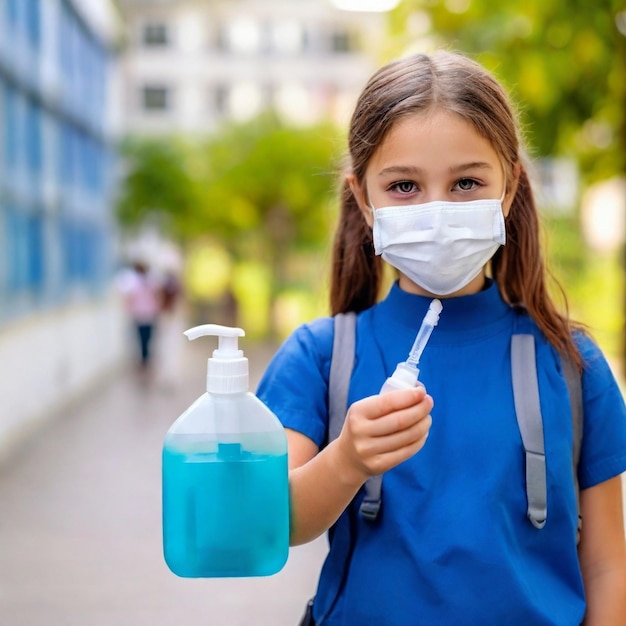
117,260 -> 162,384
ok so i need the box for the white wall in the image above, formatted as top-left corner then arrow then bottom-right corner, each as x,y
0,292 -> 128,460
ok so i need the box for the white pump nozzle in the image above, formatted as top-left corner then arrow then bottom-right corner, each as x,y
184,324 -> 245,357
184,324 -> 248,394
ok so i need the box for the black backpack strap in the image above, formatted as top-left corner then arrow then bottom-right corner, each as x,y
329,312 -> 382,522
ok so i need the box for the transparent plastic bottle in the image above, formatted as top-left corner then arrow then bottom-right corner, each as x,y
162,324 -> 289,578
380,299 -> 443,393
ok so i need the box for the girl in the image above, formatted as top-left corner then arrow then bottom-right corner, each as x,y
257,51 -> 626,625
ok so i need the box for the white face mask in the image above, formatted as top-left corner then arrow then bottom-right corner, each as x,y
371,197 -> 506,296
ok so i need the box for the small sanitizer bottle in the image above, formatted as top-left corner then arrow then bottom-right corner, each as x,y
162,324 -> 289,578
380,299 -> 443,393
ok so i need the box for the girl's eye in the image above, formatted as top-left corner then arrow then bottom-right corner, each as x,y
390,180 -> 417,194
456,178 -> 480,191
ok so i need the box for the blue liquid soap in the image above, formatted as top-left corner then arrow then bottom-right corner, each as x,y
162,324 -> 290,579
162,433 -> 289,578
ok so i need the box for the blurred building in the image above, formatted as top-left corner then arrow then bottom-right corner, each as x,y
116,0 -> 388,135
0,0 -> 123,458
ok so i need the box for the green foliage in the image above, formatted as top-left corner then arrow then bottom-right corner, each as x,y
115,115 -> 343,335
116,116 -> 341,251
545,214 -> 623,357
115,136 -> 200,231
196,113 -> 341,259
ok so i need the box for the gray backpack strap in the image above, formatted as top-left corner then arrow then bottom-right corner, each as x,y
329,312 -> 382,522
511,334 -> 547,529
358,475 -> 383,521
328,312 -> 356,443
561,353 -> 583,541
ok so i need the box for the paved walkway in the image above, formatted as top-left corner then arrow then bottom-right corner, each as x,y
0,340 -> 327,626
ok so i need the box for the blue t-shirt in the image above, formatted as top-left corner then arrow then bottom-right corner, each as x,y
257,282 -> 626,626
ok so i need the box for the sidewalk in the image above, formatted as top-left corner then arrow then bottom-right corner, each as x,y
0,339 -> 327,626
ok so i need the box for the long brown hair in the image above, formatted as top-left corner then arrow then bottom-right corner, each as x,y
330,50 -> 583,368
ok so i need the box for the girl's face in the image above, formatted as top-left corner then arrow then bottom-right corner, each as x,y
349,109 -> 518,297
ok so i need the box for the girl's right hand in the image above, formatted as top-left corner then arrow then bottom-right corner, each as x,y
336,386 -> 433,483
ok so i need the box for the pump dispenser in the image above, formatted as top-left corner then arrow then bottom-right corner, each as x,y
380,299 -> 443,393
162,324 -> 289,578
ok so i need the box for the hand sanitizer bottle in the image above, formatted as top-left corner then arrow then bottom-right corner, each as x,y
162,324 -> 289,578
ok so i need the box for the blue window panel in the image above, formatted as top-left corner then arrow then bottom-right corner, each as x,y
85,227 -> 103,284
93,46 -> 106,118
77,131 -> 89,192
60,219 -> 72,282
58,5 -> 69,70
55,123 -> 63,185
6,0 -> 19,26
79,230 -> 89,280
83,137 -> 93,191
70,128 -> 80,190
61,219 -> 82,283
5,206 -> 45,294
0,205 -> 5,297
6,206 -> 27,292
24,0 -> 40,49
62,219 -> 74,281
81,226 -> 98,282
27,212 -> 44,291
60,219 -> 104,286
58,122 -> 78,189
4,85 -> 19,171
77,29 -> 89,103
25,98 -> 42,176
56,120 -> 69,185
71,223 -> 82,279
94,143 -> 105,193
0,81 -> 3,185
84,136 -> 105,193
2,205 -> 11,295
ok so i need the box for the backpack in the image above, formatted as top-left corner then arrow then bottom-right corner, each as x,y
328,312 -> 584,534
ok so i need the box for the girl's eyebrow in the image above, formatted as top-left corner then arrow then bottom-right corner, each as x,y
377,165 -> 423,177
377,162 -> 495,177
449,161 -> 494,174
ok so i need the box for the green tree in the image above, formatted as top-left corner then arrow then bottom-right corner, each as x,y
196,114 -> 340,284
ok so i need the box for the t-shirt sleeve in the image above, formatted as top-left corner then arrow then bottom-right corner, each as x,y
256,317 -> 334,447
577,333 -> 626,489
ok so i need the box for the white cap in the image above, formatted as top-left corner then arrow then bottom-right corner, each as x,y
424,299 -> 443,326
184,324 -> 248,394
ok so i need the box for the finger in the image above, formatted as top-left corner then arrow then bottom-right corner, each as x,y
364,395 -> 434,438
361,424 -> 432,475
351,387 -> 428,421
359,413 -> 433,458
